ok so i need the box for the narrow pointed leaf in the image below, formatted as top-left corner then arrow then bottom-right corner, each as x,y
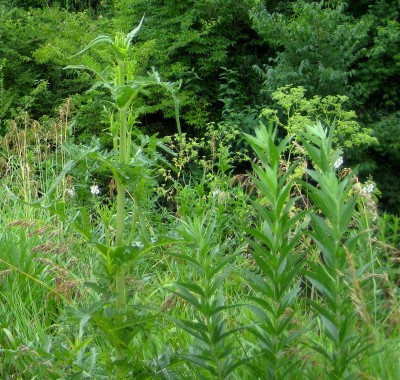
125,15 -> 145,45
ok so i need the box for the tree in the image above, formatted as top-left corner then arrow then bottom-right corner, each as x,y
250,0 -> 369,101
0,4 -> 105,134
250,0 -> 400,211
110,0 -> 265,130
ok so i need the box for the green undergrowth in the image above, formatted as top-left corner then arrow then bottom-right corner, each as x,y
0,19 -> 398,380
0,119 -> 398,379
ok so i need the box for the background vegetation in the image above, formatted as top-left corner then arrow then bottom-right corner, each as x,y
0,0 -> 399,378
1,0 -> 399,209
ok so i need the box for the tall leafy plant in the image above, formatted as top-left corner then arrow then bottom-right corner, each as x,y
299,122 -> 367,379
165,214 -> 246,379
60,17 -> 182,377
242,124 -> 307,378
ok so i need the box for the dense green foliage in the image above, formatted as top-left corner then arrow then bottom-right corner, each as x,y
1,0 -> 399,209
0,110 -> 398,378
0,3 -> 399,377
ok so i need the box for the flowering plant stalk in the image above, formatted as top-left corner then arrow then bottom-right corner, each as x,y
243,124 -> 308,379
65,17 -> 182,377
165,213 -> 247,378
299,123 -> 368,379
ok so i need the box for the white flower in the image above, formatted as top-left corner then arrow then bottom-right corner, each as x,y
362,183 -> 374,194
66,187 -> 76,197
333,156 -> 344,169
90,185 -> 101,195
212,189 -> 222,197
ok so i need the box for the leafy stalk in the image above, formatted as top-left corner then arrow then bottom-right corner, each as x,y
243,123 -> 307,379
299,123 -> 367,379
65,17 -> 182,377
165,214 -> 246,379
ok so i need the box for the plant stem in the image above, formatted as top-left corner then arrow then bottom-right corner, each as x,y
115,180 -> 127,306
115,97 -> 129,311
114,81 -> 129,375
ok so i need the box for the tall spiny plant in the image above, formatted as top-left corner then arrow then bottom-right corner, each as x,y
242,124 -> 308,379
299,122 -> 367,379
63,17 -> 182,376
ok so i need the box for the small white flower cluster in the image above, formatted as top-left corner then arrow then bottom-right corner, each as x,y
333,156 -> 344,169
90,184 -> 101,195
66,187 -> 76,197
362,183 -> 375,194
212,189 -> 222,197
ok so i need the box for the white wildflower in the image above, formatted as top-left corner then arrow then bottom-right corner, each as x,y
66,187 -> 76,197
362,183 -> 374,194
333,156 -> 344,169
212,189 -> 222,197
90,184 -> 101,195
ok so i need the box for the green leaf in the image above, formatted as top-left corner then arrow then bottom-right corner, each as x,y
165,251 -> 204,276
252,167 -> 278,201
339,196 -> 358,235
246,225 -> 274,253
115,85 -> 138,109
169,318 -> 207,342
70,35 -> 113,58
66,301 -> 106,338
246,300 -> 274,323
125,15 -> 145,46
305,340 -> 331,361
275,181 -> 294,217
310,301 -> 339,345
305,270 -> 335,306
167,284 -> 202,311
174,281 -> 206,298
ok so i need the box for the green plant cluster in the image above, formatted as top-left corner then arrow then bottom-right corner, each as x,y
1,0 -> 399,209
0,3 -> 399,376
1,114 -> 398,378
0,19 -> 399,378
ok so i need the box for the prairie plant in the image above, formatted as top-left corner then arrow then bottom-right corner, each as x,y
165,213 -> 246,379
242,124 -> 308,379
1,101 -> 71,218
58,17 -> 182,377
299,122 -> 368,379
